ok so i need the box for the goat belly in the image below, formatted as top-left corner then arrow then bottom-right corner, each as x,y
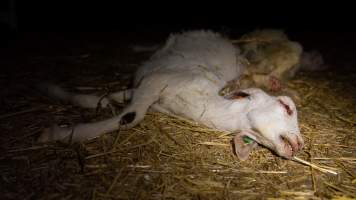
155,72 -> 226,126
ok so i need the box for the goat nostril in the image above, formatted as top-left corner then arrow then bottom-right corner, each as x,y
297,138 -> 303,151
298,138 -> 304,150
280,135 -> 288,144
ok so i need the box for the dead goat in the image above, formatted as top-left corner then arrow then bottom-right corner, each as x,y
38,30 -> 304,161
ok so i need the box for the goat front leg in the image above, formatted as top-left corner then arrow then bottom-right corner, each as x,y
248,74 -> 282,92
219,73 -> 282,98
108,89 -> 134,104
38,83 -> 110,109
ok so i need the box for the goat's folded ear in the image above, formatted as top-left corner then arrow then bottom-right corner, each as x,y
232,131 -> 257,161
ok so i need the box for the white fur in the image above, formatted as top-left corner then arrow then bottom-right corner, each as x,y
39,30 -> 304,160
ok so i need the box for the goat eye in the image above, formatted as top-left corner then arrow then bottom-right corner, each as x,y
224,91 -> 250,100
278,99 -> 293,116
232,91 -> 250,99
234,92 -> 250,99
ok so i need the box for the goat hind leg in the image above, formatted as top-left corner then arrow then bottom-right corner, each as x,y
38,83 -> 162,143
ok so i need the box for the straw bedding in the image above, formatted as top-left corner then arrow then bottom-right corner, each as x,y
0,33 -> 355,200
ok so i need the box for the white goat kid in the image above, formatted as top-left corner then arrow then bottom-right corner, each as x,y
38,30 -> 304,161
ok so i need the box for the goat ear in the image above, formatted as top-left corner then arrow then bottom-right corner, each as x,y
224,91 -> 250,100
232,131 -> 257,161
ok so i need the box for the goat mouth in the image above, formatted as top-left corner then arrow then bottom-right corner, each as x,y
280,135 -> 298,158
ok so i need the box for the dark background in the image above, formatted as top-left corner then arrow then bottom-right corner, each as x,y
2,1 -> 356,32
1,1 -> 356,73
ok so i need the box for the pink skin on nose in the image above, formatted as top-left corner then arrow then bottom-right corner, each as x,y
280,134 -> 304,158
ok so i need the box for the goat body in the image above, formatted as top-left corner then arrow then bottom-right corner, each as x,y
39,30 -> 304,160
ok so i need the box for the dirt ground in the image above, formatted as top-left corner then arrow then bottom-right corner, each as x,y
0,30 -> 355,199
